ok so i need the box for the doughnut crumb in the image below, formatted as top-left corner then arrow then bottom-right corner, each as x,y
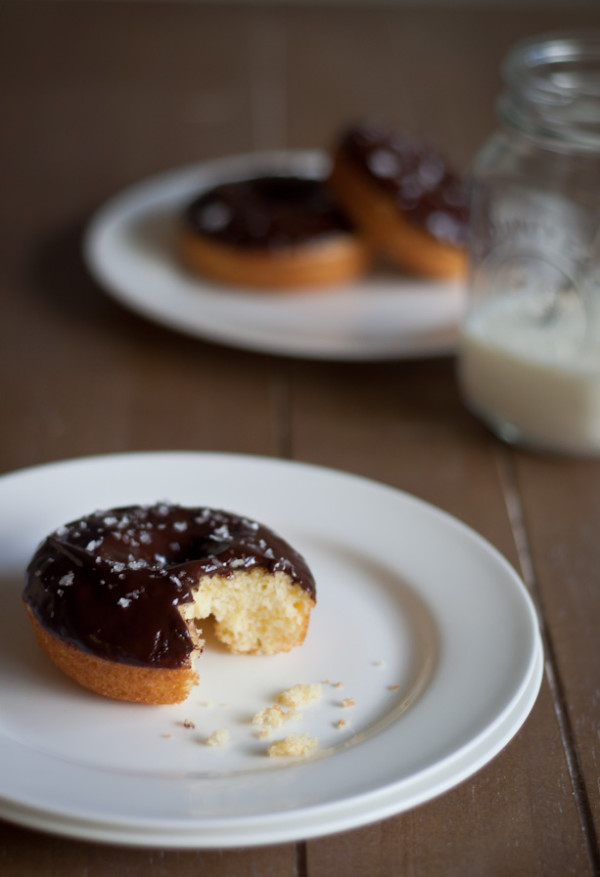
267,733 -> 319,758
252,703 -> 301,736
205,728 -> 230,747
277,683 -> 322,708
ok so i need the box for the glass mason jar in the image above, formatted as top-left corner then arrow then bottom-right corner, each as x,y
458,31 -> 600,455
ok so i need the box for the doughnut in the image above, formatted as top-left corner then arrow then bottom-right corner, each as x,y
329,122 -> 469,279
23,504 -> 316,705
180,173 -> 371,290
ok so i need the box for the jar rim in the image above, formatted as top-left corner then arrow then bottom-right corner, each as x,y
499,29 -> 600,150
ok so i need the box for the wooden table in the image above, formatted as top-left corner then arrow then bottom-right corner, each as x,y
2,2 -> 600,874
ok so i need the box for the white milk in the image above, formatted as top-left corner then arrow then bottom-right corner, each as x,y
458,293 -> 600,455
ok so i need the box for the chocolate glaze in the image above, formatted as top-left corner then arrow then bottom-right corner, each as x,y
184,175 -> 355,250
24,504 -> 316,670
338,122 -> 469,246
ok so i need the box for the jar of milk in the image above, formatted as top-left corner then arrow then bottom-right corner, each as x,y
458,31 -> 600,455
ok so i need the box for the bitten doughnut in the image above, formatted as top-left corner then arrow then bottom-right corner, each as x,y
329,122 -> 469,279
23,504 -> 316,705
180,173 -> 370,290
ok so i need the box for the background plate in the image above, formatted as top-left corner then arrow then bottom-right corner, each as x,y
84,152 -> 465,360
0,453 -> 542,846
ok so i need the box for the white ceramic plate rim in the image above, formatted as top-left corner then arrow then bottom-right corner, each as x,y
83,152 -> 466,361
0,452 -> 542,846
0,642 -> 544,848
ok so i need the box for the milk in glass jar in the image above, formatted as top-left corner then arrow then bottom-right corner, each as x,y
458,31 -> 600,455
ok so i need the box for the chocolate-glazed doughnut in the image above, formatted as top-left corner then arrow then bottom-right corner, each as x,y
329,122 -> 469,279
180,173 -> 370,290
23,504 -> 316,704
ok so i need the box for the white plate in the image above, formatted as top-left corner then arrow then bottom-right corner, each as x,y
84,152 -> 466,360
0,452 -> 542,847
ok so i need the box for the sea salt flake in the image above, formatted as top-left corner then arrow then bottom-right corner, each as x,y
367,148 -> 400,179
426,210 -> 463,245
199,202 -> 232,233
128,559 -> 148,570
417,155 -> 445,189
229,558 -> 247,569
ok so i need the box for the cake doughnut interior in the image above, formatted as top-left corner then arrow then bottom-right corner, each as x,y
329,122 -> 470,279
23,504 -> 316,704
180,173 -> 371,290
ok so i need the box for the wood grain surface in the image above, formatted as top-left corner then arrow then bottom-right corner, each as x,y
1,3 -> 599,874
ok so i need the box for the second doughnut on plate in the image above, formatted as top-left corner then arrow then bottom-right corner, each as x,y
330,122 -> 469,280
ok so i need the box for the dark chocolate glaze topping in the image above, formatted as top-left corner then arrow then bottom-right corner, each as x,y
338,122 -> 469,246
184,174 -> 354,250
24,504 -> 316,669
